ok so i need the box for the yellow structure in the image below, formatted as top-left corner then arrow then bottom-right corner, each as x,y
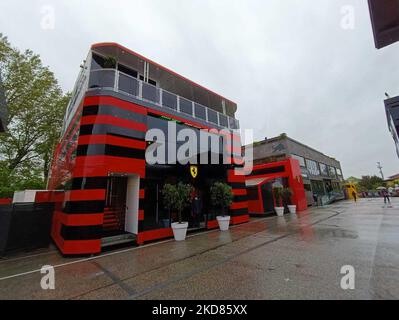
345,183 -> 358,199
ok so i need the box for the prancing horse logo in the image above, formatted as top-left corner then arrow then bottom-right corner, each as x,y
190,165 -> 198,178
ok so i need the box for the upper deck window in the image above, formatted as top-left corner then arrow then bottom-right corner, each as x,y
91,53 -> 116,70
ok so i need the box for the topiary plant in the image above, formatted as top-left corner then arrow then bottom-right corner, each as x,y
272,187 -> 283,207
282,187 -> 293,206
162,182 -> 193,224
210,182 -> 233,217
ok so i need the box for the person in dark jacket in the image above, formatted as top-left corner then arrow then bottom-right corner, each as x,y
382,189 -> 391,205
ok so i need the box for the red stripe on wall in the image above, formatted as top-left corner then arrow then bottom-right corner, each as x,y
138,210 -> 144,221
231,214 -> 250,225
56,211 -> 104,226
64,189 -> 106,202
233,189 -> 247,196
73,156 -> 146,178
78,134 -> 146,150
230,202 -> 248,210
137,228 -> 174,245
62,239 -> 102,255
80,115 -> 147,132
83,95 -> 147,115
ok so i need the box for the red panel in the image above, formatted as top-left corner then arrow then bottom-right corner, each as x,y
78,135 -> 146,150
231,214 -> 249,225
233,189 -> 247,196
62,239 -> 101,255
80,115 -> 147,132
207,219 -> 219,230
137,228 -> 174,245
139,189 -> 145,199
64,189 -> 106,202
0,198 -> 12,205
138,210 -> 144,221
56,211 -> 104,226
230,201 -> 248,210
74,156 -> 146,178
83,95 -> 147,115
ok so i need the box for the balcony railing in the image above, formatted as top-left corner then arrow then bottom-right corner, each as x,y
88,69 -> 240,130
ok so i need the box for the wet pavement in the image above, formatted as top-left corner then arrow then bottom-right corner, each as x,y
0,198 -> 398,300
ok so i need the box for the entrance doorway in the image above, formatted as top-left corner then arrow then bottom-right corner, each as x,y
103,174 -> 140,241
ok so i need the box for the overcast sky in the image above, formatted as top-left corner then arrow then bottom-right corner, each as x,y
1,0 -> 398,178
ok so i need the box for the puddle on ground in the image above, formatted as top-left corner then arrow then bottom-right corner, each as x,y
313,228 -> 359,240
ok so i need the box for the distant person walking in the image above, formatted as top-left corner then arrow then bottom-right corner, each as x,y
382,189 -> 391,205
352,191 -> 357,202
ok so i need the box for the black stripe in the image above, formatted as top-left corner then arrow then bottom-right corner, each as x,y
79,124 -> 145,140
70,177 -> 109,190
63,200 -> 105,214
229,208 -> 248,216
229,182 -> 246,189
76,144 -> 145,159
250,166 -> 285,176
233,195 -> 247,203
61,224 -> 101,240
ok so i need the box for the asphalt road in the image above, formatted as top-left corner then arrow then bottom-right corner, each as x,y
0,198 -> 398,300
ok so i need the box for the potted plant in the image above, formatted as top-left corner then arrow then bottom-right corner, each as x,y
210,182 -> 234,231
162,182 -> 193,241
282,187 -> 296,214
103,55 -> 117,69
272,187 -> 284,217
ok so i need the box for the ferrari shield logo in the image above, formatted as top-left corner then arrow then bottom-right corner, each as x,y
190,165 -> 198,178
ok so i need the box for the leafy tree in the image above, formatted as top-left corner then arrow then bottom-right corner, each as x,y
0,34 -> 69,197
357,175 -> 385,192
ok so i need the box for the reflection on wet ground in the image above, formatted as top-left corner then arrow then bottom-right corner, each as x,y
0,198 -> 398,299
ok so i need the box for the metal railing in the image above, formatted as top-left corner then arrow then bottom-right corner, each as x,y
88,68 -> 240,130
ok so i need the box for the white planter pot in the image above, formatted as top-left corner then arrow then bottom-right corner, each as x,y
216,216 -> 231,231
171,222 -> 188,241
275,207 -> 284,217
288,205 -> 297,214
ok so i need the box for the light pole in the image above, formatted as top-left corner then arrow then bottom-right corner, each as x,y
377,162 -> 385,180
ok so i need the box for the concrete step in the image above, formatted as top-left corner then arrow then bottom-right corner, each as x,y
101,233 -> 136,247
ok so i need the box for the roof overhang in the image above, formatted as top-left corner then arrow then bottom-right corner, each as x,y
91,43 -> 237,116
368,0 -> 399,49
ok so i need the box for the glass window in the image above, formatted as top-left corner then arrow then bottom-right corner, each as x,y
142,82 -> 159,103
88,69 -> 115,89
306,159 -> 320,176
118,64 -> 137,78
162,91 -> 177,110
292,154 -> 305,167
91,53 -> 116,70
179,98 -> 193,115
219,114 -> 228,127
207,109 -> 218,124
336,168 -> 342,176
328,166 -> 337,178
195,104 -> 206,120
118,73 -> 138,96
319,163 -> 328,176
91,53 -> 105,70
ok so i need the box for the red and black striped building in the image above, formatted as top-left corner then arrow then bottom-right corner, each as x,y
48,43 -> 249,255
